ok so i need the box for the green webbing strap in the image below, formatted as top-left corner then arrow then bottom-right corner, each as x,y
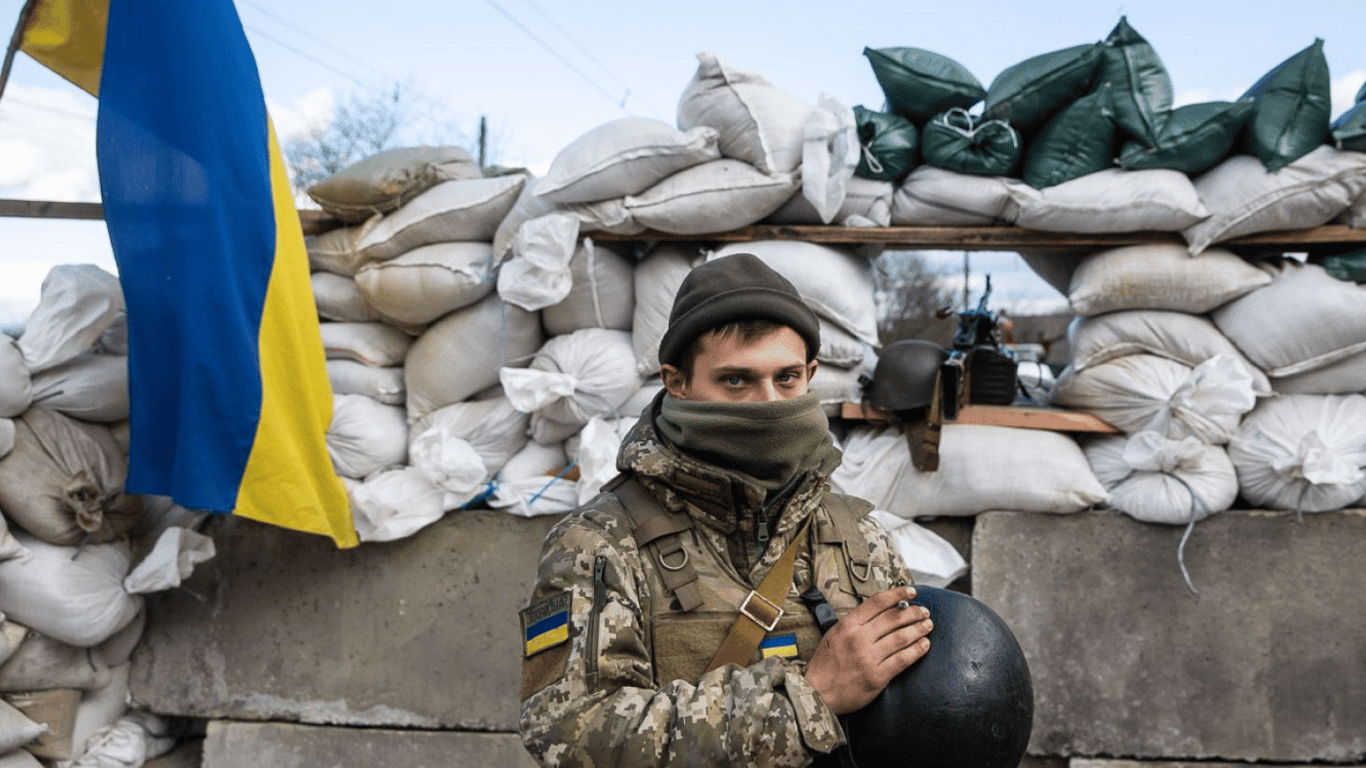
609,475 -> 705,612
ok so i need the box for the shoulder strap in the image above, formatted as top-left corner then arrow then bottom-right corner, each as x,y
704,517 -> 812,674
606,474 -> 705,612
818,491 -> 878,599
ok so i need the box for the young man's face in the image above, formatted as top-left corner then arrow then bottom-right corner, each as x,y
661,326 -> 818,403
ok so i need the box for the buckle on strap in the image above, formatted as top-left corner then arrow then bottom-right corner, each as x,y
740,590 -> 783,632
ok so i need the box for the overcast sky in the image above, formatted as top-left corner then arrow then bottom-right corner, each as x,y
3,0 -> 1366,329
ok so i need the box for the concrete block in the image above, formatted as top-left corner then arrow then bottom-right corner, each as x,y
973,509 -> 1366,763
130,510 -> 562,730
202,720 -> 537,768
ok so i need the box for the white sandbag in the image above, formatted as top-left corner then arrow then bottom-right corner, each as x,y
28,353 -> 128,423
501,329 -> 641,445
306,223 -> 372,277
0,516 -> 24,566
1015,249 -> 1087,297
127,496 -> 207,552
0,622 -> 25,668
403,293 -> 543,424
800,93 -> 859,224
631,243 -> 705,376
570,416 -> 637,506
96,313 -> 126,356
60,664 -> 134,767
767,175 -> 894,227
0,532 -> 141,648
17,265 -> 124,375
1067,243 -> 1273,316
306,145 -> 482,223
1067,310 -> 1271,393
488,440 -> 579,518
0,407 -> 137,546
497,213 -> 580,312
620,379 -> 664,421
710,241 -> 881,346
1016,359 -> 1057,405
541,239 -> 636,335
868,510 -> 968,589
1211,260 -> 1366,378
809,354 -> 876,416
890,165 -> 1023,226
354,175 -> 527,261
676,52 -> 814,175
1052,354 -> 1258,444
0,419 -> 13,462
1270,347 -> 1366,395
814,320 -> 867,369
492,175 -> 553,264
326,394 -> 408,480
1085,432 -> 1238,525
346,467 -> 447,543
354,241 -> 496,325
311,271 -> 377,323
1183,145 -> 1366,254
0,628 -> 111,692
121,527 -> 214,596
319,321 -> 412,367
0,339 -> 31,419
409,396 -> 530,505
1227,393 -> 1366,513
66,709 -> 175,768
1010,168 -> 1209,233
92,609 -> 143,670
535,117 -> 722,204
623,159 -> 800,235
0,699 -> 44,755
326,359 -> 405,405
1336,187 -> 1366,228
830,423 -> 1108,517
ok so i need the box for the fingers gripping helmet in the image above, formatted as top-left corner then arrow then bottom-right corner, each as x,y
867,340 -> 949,413
843,586 -> 1034,768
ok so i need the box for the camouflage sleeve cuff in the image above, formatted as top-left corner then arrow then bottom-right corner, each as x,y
782,662 -> 846,754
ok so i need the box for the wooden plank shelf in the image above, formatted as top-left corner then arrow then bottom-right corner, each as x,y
593,223 -> 1366,255
839,401 -> 1120,434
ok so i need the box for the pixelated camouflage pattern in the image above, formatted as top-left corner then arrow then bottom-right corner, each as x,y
519,405 -> 913,768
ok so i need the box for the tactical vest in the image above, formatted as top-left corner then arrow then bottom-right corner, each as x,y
602,474 -> 887,686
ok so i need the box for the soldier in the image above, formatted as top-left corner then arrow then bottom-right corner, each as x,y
519,252 -> 933,767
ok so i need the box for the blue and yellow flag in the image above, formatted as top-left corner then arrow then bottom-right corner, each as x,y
18,0 -> 357,547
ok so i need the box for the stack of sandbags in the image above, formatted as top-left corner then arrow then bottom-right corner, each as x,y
0,276 -> 211,765
1042,244 -> 1270,531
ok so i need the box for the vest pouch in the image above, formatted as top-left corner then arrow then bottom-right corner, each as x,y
653,608 -> 822,685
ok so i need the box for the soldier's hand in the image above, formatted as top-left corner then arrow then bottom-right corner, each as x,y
803,585 -> 931,715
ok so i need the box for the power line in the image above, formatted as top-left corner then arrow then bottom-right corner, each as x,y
480,0 -> 628,113
518,0 -> 657,114
238,1 -> 392,90
242,23 -> 376,92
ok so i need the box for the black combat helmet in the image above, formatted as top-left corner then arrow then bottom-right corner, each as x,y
843,586 -> 1034,768
866,339 -> 948,413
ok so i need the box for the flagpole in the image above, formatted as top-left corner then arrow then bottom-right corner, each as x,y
0,0 -> 41,106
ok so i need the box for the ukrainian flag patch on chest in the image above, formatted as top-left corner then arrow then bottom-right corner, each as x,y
760,633 -> 799,659
521,591 -> 572,657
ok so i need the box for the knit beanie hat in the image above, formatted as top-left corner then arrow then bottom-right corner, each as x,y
658,252 -> 821,367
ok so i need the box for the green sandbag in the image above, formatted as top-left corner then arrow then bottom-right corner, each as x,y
864,46 -> 986,123
983,42 -> 1104,132
1022,83 -> 1117,189
1239,38 -> 1332,172
1118,99 -> 1255,174
920,109 -> 1022,177
1330,101 -> 1366,152
1096,17 -> 1173,149
1317,250 -> 1366,283
854,106 -> 920,182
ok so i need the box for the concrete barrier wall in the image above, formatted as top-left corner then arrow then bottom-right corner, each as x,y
973,508 -> 1366,764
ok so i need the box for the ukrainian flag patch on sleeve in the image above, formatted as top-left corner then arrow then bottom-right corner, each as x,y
521,591 -> 572,657
760,633 -> 799,659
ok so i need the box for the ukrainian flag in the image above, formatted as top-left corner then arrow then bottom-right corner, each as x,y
760,633 -> 798,660
16,0 -> 356,547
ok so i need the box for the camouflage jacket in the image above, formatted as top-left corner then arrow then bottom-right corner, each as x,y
518,404 -> 913,768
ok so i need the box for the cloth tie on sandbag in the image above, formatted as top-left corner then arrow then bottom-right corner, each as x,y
800,93 -> 859,224
122,527 -> 216,595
